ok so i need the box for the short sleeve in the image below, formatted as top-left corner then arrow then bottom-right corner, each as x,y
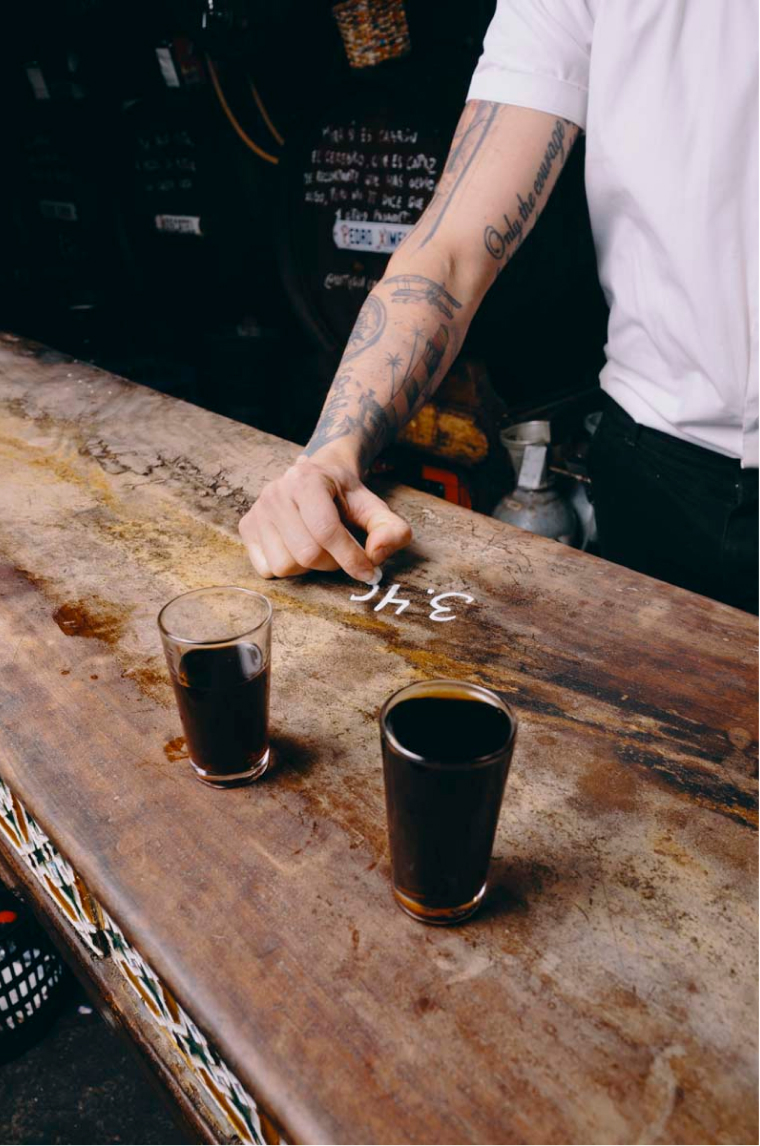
467,0 -> 595,129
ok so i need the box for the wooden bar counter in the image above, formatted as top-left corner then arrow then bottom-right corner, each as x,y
0,332 -> 756,1145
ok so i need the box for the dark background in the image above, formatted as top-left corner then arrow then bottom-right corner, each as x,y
0,0 -> 608,464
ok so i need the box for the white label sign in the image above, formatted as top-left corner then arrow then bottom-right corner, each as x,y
154,214 -> 202,236
39,200 -> 78,222
155,47 -> 181,89
26,65 -> 50,100
518,443 -> 548,490
332,215 -> 412,254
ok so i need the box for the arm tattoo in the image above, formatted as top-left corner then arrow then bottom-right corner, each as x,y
341,294 -> 387,363
393,325 -> 449,414
414,101 -> 501,250
483,118 -> 577,265
385,274 -> 462,319
304,373 -> 392,473
303,373 -> 354,456
305,320 -> 451,469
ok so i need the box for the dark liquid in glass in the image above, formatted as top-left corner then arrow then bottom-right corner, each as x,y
172,643 -> 269,778
383,693 -> 513,915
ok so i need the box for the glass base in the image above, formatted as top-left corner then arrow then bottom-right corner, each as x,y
393,881 -> 487,925
191,748 -> 269,789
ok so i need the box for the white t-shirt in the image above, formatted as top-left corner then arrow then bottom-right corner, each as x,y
468,0 -> 758,466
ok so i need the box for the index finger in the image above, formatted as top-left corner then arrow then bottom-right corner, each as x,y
294,484 -> 377,583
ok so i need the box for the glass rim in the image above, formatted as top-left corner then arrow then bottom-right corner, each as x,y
379,678 -> 517,767
157,585 -> 273,647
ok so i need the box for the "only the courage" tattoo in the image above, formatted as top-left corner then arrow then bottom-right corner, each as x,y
483,118 -> 575,263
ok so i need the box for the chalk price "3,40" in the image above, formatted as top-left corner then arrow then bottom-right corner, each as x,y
350,582 -> 475,623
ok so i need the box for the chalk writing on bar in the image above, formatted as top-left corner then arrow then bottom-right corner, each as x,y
349,583 -> 475,623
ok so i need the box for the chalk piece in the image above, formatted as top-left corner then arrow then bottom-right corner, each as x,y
369,567 -> 383,587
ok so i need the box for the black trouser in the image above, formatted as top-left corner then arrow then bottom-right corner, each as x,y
588,396 -> 759,614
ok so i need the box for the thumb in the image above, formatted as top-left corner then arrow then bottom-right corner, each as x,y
344,483 -> 413,565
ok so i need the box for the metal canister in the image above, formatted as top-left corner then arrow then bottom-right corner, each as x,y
493,420 -> 579,546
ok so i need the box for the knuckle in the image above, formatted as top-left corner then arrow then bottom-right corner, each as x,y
294,542 -> 323,567
256,483 -> 277,508
309,516 -> 339,544
248,553 -> 272,578
285,463 -> 310,490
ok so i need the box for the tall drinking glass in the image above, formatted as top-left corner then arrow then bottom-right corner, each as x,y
380,679 -> 517,924
158,586 -> 272,788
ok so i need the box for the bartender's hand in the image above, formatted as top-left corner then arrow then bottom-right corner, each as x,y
239,448 -> 412,582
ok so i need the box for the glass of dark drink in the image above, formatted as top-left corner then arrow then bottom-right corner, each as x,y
380,680 -> 517,924
158,586 -> 272,788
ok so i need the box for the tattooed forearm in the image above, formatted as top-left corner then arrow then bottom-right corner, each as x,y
341,294 -> 387,363
302,373 -> 354,455
302,371 -> 389,469
385,274 -> 462,319
304,370 -> 393,472
306,315 -> 452,469
483,118 -> 577,265
308,263 -> 463,468
392,325 -> 449,414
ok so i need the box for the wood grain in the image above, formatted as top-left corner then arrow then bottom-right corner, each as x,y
0,332 -> 756,1145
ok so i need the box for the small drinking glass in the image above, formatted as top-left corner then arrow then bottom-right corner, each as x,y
158,586 -> 272,788
380,679 -> 517,924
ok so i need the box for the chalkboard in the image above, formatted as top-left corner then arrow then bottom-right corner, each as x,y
277,75 -> 461,352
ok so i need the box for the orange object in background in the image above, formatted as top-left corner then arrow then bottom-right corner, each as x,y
421,464 -> 472,508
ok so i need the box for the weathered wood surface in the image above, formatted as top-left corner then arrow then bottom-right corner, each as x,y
0,331 -> 756,1145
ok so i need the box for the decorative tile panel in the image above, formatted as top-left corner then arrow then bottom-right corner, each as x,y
0,775 -> 286,1145
0,775 -> 104,956
101,908 -> 272,1144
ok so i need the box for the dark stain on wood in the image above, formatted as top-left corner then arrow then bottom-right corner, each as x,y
125,665 -> 172,707
163,737 -> 188,763
53,599 -> 127,644
616,744 -> 757,829
414,995 -> 438,1015
13,566 -> 47,591
546,667 -> 735,751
